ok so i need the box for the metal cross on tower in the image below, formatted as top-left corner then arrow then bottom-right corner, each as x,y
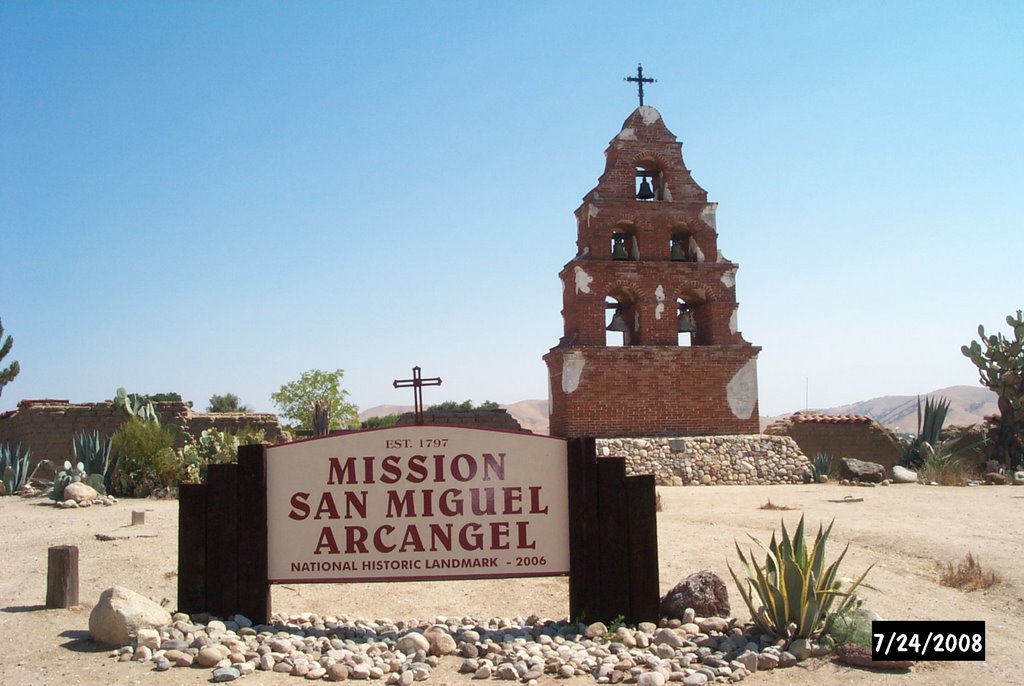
392,365 -> 442,426
624,63 -> 656,107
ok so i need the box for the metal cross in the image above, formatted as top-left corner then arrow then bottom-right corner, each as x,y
392,365 -> 442,426
624,63 -> 656,107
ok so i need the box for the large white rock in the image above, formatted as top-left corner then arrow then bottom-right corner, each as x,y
89,586 -> 172,647
891,465 -> 918,484
64,481 -> 99,502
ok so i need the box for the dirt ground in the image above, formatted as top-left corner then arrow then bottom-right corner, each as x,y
1,483 -> 1021,686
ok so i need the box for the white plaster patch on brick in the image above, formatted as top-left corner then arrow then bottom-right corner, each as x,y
573,266 -> 593,294
720,268 -> 736,289
654,284 -> 665,320
616,127 -> 636,141
700,203 -> 717,230
717,251 -> 726,263
727,359 -> 758,420
639,106 -> 661,125
729,308 -> 738,334
562,352 -> 585,394
588,204 -> 600,218
689,237 -> 705,263
662,185 -> 672,201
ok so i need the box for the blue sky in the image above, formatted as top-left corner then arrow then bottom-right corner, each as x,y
2,1 -> 1022,418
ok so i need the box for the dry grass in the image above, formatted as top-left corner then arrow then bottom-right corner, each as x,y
939,552 -> 1002,591
758,498 -> 796,511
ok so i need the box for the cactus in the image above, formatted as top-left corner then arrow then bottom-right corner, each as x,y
1,442 -> 31,495
73,430 -> 114,493
113,387 -> 160,424
962,310 -> 1024,468
50,460 -> 87,501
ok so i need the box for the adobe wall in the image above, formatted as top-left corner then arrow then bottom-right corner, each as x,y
764,412 -> 904,471
599,435 -> 809,485
0,399 -> 287,467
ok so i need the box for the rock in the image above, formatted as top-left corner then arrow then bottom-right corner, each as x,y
984,472 -> 1007,485
585,621 -> 608,638
659,570 -> 731,619
64,481 -> 99,503
1013,471 -> 1024,485
326,663 -> 349,681
197,646 -> 226,667
756,651 -> 779,670
836,643 -> 914,670
778,651 -> 797,667
652,628 -> 684,648
735,650 -> 758,672
396,632 -> 430,655
788,639 -> 811,661
88,586 -> 172,647
891,465 -> 918,483
136,628 -> 161,651
697,617 -> 729,634
423,625 -> 457,656
212,666 -> 241,682
682,674 -> 708,686
637,672 -> 666,686
840,458 -> 885,484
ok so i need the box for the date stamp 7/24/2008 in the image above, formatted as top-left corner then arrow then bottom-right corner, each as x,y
872,621 -> 985,661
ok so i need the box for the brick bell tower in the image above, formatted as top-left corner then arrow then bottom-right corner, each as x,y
544,82 -> 761,438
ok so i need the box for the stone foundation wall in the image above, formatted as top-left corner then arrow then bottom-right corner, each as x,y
0,399 -> 287,467
598,434 -> 809,486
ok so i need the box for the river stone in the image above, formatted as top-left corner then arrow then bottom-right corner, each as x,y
423,625 -> 457,655
396,632 -> 430,655
88,586 -> 172,647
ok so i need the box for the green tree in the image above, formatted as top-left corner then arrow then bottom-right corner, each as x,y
428,399 -> 500,411
361,413 -> 402,429
271,369 -> 358,431
962,310 -> 1024,468
207,393 -> 252,413
0,318 -> 20,398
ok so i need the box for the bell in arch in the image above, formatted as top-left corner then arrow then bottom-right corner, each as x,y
612,235 -> 629,260
607,308 -> 630,332
671,236 -> 688,261
636,175 -> 655,200
677,305 -> 697,333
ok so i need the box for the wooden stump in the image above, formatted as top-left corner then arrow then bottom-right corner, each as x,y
46,545 -> 79,608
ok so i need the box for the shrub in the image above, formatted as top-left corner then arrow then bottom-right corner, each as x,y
361,414 -> 402,429
939,552 -> 1001,591
728,516 -> 873,640
178,427 -> 265,484
825,598 -> 875,648
110,418 -> 179,496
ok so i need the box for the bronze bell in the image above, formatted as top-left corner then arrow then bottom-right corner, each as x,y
607,308 -> 630,332
677,307 -> 696,333
612,236 -> 629,260
671,237 -> 688,261
636,176 -> 655,200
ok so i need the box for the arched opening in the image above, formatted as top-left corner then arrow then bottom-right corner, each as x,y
611,221 -> 639,260
606,287 -> 641,347
670,223 -> 693,261
635,163 -> 667,201
677,289 -> 707,346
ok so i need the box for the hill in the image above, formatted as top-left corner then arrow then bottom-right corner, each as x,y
761,385 -> 997,433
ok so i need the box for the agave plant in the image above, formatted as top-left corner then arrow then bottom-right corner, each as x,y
903,395 -> 951,468
1,442 -> 31,495
728,516 -> 874,640
811,452 -> 833,481
73,430 -> 114,493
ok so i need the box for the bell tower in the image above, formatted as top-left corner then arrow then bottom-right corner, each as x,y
544,91 -> 761,438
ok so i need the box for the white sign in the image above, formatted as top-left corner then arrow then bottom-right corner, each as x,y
266,426 -> 570,583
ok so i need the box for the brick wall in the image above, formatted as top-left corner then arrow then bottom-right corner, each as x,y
0,399 -> 287,467
395,409 -> 525,432
764,413 -> 904,471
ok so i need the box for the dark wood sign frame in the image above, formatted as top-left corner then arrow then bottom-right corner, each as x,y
178,437 -> 658,624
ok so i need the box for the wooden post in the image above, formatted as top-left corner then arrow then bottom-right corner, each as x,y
46,545 -> 79,608
568,438 -> 599,621
236,445 -> 270,624
206,464 -> 239,618
178,484 -> 208,614
625,474 -> 660,623
596,457 -> 631,620
131,510 -> 145,526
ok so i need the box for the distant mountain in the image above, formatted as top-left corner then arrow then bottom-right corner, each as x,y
362,385 -> 996,437
761,385 -> 997,433
359,400 -> 551,435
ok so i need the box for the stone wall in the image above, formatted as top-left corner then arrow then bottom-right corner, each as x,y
0,399 -> 287,467
598,434 -> 809,486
